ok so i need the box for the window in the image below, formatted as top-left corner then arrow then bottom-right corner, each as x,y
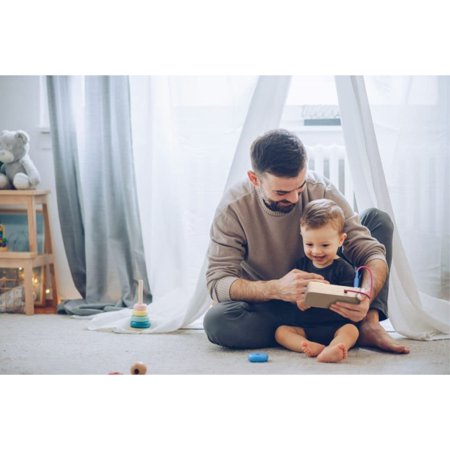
39,76 -> 50,131
280,76 -> 356,209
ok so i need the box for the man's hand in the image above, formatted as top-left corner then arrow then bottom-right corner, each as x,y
329,289 -> 370,322
296,299 -> 310,311
229,269 -> 328,303
274,269 -> 328,303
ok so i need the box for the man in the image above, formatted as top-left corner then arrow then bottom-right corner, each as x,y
204,129 -> 409,354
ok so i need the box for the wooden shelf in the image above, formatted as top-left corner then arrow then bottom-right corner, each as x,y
0,252 -> 38,259
0,190 -> 59,314
0,190 -> 50,197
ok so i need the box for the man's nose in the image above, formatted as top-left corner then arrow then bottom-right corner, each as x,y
286,190 -> 299,204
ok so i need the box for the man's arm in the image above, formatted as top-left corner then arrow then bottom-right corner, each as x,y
229,278 -> 276,301
325,186 -> 387,268
361,258 -> 388,302
229,269 -> 327,303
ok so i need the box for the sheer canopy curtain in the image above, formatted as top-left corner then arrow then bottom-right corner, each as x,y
335,76 -> 449,339
89,76 -> 291,332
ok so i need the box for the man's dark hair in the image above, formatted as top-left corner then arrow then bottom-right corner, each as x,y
250,129 -> 307,177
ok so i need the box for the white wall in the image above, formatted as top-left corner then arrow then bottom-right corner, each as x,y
0,76 -> 79,300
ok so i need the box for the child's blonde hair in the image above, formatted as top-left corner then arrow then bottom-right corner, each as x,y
300,199 -> 345,233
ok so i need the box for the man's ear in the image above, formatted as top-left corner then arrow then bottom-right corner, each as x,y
247,170 -> 260,187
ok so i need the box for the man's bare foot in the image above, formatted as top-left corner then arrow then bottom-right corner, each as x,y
317,343 -> 348,363
300,340 -> 325,357
359,321 -> 410,354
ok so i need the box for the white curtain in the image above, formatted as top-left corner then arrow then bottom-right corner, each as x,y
335,76 -> 450,339
89,76 -> 290,333
89,75 -> 449,338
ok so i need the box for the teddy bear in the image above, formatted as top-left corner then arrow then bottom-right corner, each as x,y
0,130 -> 41,189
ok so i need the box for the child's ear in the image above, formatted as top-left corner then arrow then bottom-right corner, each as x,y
339,232 -> 347,246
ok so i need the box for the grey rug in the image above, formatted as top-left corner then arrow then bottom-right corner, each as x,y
0,314 -> 449,374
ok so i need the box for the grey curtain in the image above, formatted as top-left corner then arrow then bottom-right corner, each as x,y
47,76 -> 150,315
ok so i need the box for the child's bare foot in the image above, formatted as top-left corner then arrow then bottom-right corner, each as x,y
301,340 -> 325,357
317,343 -> 348,363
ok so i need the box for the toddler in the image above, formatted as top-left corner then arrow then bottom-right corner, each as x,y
275,199 -> 360,363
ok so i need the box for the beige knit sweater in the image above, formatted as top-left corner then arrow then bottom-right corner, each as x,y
206,171 -> 387,302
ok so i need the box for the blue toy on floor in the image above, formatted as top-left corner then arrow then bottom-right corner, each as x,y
248,352 -> 269,363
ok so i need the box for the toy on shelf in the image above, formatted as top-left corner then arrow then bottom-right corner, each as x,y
0,130 -> 41,190
130,279 -> 150,329
0,224 -> 8,252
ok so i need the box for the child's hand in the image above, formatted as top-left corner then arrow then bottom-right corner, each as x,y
296,299 -> 310,311
357,287 -> 370,301
329,288 -> 370,322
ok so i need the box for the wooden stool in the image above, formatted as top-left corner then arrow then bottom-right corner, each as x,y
0,190 -> 59,314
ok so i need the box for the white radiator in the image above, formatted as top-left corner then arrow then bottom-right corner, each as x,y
306,144 -> 355,208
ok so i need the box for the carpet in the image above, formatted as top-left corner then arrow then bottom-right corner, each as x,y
0,314 -> 449,374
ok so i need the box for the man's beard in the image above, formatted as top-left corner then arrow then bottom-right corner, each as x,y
262,196 -> 297,213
